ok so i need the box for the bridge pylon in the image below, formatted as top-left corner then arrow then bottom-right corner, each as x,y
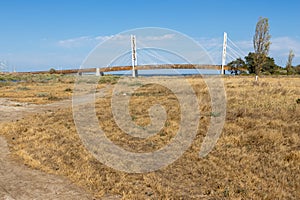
221,32 -> 227,75
131,35 -> 138,77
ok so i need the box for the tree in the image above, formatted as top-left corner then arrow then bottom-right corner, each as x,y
286,49 -> 295,75
227,58 -> 246,75
245,52 -> 256,74
245,52 -> 279,74
295,65 -> 300,75
253,17 -> 271,75
49,68 -> 56,74
262,56 -> 280,74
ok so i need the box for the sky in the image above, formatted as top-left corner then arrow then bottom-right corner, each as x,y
1,0 -> 300,72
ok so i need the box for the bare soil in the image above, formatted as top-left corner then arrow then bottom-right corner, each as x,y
0,98 -> 98,199
0,136 -> 94,200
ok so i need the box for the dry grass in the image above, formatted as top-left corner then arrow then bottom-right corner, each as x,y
0,82 -> 74,104
0,76 -> 300,199
0,74 -> 118,104
0,74 -> 75,104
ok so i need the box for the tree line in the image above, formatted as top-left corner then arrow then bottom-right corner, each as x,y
228,17 -> 300,75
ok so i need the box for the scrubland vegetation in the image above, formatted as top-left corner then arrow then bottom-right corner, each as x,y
0,74 -> 299,199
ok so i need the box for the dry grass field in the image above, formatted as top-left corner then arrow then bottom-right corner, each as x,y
0,74 -> 299,199
0,74 -> 75,104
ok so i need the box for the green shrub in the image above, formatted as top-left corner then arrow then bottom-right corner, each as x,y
98,75 -> 120,84
49,68 -> 56,74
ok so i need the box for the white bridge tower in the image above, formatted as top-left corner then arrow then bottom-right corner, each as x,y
221,32 -> 227,75
131,35 -> 138,77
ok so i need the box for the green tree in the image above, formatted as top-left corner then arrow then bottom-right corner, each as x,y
262,56 -> 280,74
294,65 -> 300,75
245,52 -> 279,74
286,49 -> 295,75
245,52 -> 256,74
253,17 -> 271,75
49,68 -> 56,74
227,58 -> 246,75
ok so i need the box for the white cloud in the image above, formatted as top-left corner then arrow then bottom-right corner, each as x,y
197,37 -> 222,48
57,34 -> 177,48
271,37 -> 300,51
58,36 -> 91,47
94,35 -> 114,41
57,35 -> 115,48
234,40 -> 252,51
269,37 -> 300,65
144,34 -> 176,41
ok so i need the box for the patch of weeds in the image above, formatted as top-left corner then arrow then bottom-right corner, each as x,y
47,95 -> 61,101
0,81 -> 13,87
235,187 -> 246,194
132,92 -> 146,97
223,187 -> 229,197
118,81 -> 129,85
5,73 -> 67,83
131,115 -> 137,121
296,98 -> 300,104
98,75 -> 120,84
64,88 -> 72,92
127,82 -> 143,87
36,92 -> 49,97
288,104 -> 297,112
132,91 -> 166,97
210,112 -> 221,117
0,74 -> 21,82
16,86 -> 31,91
159,131 -> 167,137
165,121 -> 170,127
31,74 -> 59,83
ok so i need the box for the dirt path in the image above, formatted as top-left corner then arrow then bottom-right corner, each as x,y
0,85 -> 111,123
0,98 -> 98,199
0,136 -> 95,200
0,98 -> 73,123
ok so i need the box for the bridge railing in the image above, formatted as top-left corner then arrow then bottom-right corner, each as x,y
13,64 -> 247,75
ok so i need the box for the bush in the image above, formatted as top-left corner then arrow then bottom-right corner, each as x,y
49,68 -> 56,74
98,75 -> 120,84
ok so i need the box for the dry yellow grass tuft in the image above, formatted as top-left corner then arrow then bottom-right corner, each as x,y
0,76 -> 299,199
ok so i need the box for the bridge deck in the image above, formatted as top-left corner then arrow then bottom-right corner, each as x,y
17,64 -> 245,74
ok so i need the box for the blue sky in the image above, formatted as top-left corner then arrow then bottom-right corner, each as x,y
1,0 -> 300,71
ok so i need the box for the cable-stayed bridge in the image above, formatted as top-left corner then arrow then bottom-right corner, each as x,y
12,33 -> 247,76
